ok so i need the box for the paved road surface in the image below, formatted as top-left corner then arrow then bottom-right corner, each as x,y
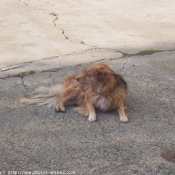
0,0 -> 175,174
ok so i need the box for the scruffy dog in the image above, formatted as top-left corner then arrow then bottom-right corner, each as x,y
20,62 -> 128,122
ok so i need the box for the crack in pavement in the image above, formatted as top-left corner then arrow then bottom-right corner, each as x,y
49,9 -> 95,48
51,12 -> 58,27
0,60 -> 39,72
1,49 -> 175,79
19,0 -> 27,7
5,1 -> 175,80
53,16 -> 58,26
0,58 -> 110,80
0,47 -> 109,72
60,28 -> 97,48
61,29 -> 69,40
18,0 -> 175,55
18,0 -> 96,51
121,59 -> 129,71
0,48 -> 95,73
19,0 -> 59,28
0,63 -> 31,72
0,61 -> 33,71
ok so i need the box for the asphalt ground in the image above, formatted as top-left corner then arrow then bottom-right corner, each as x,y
1,53 -> 175,175
1,0 -> 175,174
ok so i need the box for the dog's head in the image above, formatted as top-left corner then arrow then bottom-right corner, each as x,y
77,62 -> 115,85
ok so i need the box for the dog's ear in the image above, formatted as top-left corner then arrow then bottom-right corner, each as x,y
94,63 -> 115,82
96,68 -> 107,82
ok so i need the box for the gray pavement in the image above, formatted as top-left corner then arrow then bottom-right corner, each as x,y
0,0 -> 175,174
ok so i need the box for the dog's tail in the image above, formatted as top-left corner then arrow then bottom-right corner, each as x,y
20,84 -> 64,108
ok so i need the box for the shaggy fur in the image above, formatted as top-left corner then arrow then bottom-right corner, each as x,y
20,62 -> 128,122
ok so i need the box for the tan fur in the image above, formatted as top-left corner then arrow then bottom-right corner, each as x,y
20,62 -> 128,122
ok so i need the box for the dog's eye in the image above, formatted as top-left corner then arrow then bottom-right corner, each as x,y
87,72 -> 91,76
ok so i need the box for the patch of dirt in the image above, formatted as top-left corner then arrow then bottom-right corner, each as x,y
161,149 -> 175,163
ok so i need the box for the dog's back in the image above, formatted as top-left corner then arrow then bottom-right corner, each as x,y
113,73 -> 127,90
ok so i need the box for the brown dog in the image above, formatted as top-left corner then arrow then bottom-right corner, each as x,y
20,62 -> 128,122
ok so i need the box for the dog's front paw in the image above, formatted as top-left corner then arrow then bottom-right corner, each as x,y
55,105 -> 65,112
88,113 -> 96,122
120,116 -> 128,122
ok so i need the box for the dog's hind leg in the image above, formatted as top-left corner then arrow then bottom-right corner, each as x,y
76,106 -> 89,117
117,102 -> 128,122
55,88 -> 78,112
86,103 -> 96,122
